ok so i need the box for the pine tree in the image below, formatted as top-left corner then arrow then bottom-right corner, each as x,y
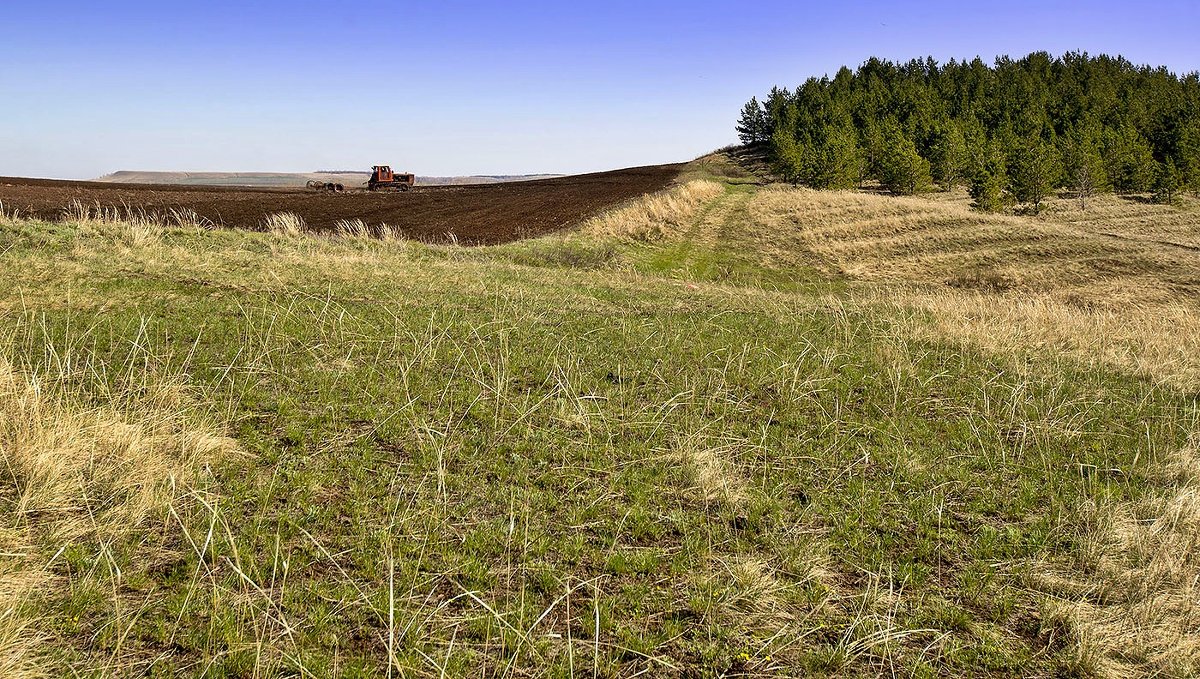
1062,129 -> 1109,210
808,125 -> 863,189
1009,137 -> 1062,213
741,52 -> 1200,200
1153,158 -> 1182,204
860,120 -> 887,180
926,121 -> 968,190
736,97 -> 769,146
968,140 -> 1009,212
1179,122 -> 1200,195
878,124 -> 933,195
1102,126 -> 1156,193
763,86 -> 791,142
970,171 -> 1007,212
771,128 -> 807,185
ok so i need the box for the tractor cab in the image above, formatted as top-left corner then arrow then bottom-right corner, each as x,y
367,164 -> 415,191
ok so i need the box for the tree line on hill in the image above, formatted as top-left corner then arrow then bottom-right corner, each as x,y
736,52 -> 1200,211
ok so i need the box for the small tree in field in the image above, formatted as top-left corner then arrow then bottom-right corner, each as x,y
1154,158 -> 1182,205
929,122 -> 968,190
970,170 -> 1008,212
809,124 -> 863,189
879,125 -> 933,195
1062,133 -> 1108,210
968,141 -> 1009,212
1009,138 -> 1062,213
1102,126 -> 1156,193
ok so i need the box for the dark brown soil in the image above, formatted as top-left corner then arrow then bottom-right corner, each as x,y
0,164 -> 682,245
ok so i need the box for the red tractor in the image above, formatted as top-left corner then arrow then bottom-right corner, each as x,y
367,165 -> 415,192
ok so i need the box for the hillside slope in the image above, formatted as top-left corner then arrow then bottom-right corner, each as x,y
1,154 -> 1197,677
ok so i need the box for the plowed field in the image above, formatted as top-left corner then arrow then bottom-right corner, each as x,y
0,164 -> 682,244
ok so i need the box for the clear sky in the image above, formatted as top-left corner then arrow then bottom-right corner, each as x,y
2,0 -> 1197,179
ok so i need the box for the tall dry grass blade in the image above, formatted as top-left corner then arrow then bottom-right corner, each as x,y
333,218 -> 370,238
262,212 -> 306,236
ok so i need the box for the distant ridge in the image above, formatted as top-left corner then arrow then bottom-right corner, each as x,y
92,170 -> 563,187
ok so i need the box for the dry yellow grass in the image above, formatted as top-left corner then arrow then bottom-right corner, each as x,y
263,213 -> 404,240
59,200 -> 212,246
262,211 -> 306,236
1044,192 -> 1200,248
1036,433 -> 1200,677
333,217 -> 370,238
0,352 -> 233,675
676,433 -> 750,510
733,185 -> 1200,392
0,201 -> 23,226
578,179 -> 724,241
869,289 -> 1200,392
699,556 -> 799,638
747,187 -> 1199,305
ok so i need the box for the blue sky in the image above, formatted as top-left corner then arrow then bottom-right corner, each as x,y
1,0 -> 1197,179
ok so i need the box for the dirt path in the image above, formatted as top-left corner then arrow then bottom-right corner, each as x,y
643,186 -> 753,274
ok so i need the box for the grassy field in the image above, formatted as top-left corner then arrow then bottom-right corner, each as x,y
2,155 -> 1198,677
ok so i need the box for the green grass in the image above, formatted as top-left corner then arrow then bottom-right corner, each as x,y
0,168 -> 1195,677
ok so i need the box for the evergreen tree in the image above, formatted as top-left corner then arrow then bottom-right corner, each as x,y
1008,137 -> 1062,213
1102,126 -> 1156,193
968,139 -> 1009,212
860,120 -> 888,180
970,171 -> 1008,212
878,123 -> 933,195
771,128 -> 806,185
1153,158 -> 1182,204
808,124 -> 864,189
736,97 -> 769,146
762,86 -> 792,142
928,121 -> 967,189
1178,122 -> 1200,195
1061,129 -> 1109,210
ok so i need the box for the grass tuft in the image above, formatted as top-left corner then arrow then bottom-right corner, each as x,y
333,218 -> 370,238
262,211 -> 307,236
0,324 -> 235,675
